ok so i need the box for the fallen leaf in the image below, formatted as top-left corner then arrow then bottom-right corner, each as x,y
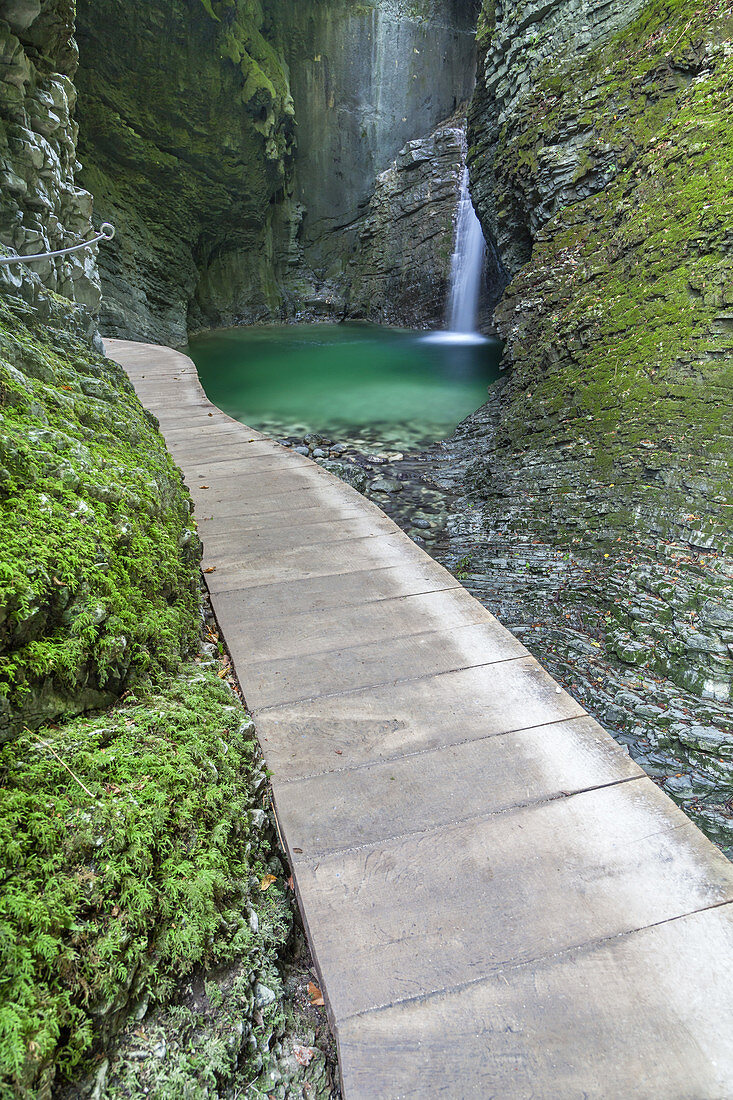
293,1043 -> 315,1067
307,982 -> 325,1006
208,412 -> 213,417
199,485 -> 210,489
293,847 -> 303,853
203,566 -> 217,574
260,874 -> 277,891
334,749 -> 343,755
287,875 -> 294,891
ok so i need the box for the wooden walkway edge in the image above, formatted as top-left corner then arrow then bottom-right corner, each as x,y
108,338 -> 733,1099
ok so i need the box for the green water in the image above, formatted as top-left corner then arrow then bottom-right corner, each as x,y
185,323 -> 502,451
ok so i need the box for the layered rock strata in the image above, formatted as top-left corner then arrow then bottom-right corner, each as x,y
74,0 -> 297,345
345,122 -> 466,328
74,0 -> 481,339
280,0 -> 480,314
440,0 -> 733,851
0,0 -> 100,311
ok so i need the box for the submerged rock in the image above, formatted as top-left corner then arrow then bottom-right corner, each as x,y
318,459 -> 369,495
369,477 -> 404,494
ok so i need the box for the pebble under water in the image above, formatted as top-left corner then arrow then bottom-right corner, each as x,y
186,323 -> 502,451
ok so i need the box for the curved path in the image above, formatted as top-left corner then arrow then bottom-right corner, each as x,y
109,338 -> 733,1098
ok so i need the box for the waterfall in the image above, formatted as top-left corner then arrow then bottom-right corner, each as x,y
446,167 -> 486,334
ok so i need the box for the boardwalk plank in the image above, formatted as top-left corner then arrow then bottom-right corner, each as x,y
107,338 -> 733,1100
291,780 -> 733,1019
337,905 -> 733,1099
254,657 -> 586,776
270,713 -> 644,856
234,620 -> 528,710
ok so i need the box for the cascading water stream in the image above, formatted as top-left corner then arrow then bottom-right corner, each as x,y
423,162 -> 488,346
447,166 -> 486,334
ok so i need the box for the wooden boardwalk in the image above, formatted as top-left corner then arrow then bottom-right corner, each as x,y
109,338 -> 733,1099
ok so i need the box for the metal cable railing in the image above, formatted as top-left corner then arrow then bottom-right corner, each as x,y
0,222 -> 115,266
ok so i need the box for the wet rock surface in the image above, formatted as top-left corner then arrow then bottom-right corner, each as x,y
345,120 -> 465,328
74,0 -> 298,345
450,0 -> 733,854
0,0 -> 101,310
279,0 -> 480,319
70,0 -> 482,342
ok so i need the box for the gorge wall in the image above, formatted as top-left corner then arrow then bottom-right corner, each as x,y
73,0 -> 481,342
280,0 -> 479,320
74,0 -> 297,346
0,0 -> 99,312
437,0 -> 733,852
0,1 -> 199,739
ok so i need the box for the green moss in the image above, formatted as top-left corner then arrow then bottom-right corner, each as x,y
476,1 -> 496,48
493,0 -> 733,525
463,0 -> 733,725
0,293 -> 200,737
0,663 -> 290,1096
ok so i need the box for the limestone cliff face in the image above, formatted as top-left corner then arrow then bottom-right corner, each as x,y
0,0 -> 100,311
467,0 -> 647,274
74,0 -> 481,340
443,0 -> 733,850
280,0 -> 480,317
0,2 -> 200,740
344,121 -> 465,328
74,0 -> 297,345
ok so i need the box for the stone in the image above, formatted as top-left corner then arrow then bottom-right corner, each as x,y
0,4 -> 100,313
254,982 -> 277,1008
369,477 -> 403,494
346,121 -> 473,328
318,460 -> 368,495
72,0 -> 481,339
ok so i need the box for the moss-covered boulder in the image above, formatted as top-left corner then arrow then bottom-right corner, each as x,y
442,0 -> 733,849
0,665 -> 296,1097
0,292 -> 200,739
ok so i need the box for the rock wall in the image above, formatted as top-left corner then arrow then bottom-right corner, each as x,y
280,0 -> 480,315
74,0 -> 297,345
0,289 -> 201,740
0,0 -> 100,311
73,0 -> 481,340
441,0 -> 733,852
0,3 -> 199,739
344,120 -> 465,328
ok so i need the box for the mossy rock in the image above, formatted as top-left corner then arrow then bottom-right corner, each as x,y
0,292 -> 200,739
0,664 -> 293,1097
